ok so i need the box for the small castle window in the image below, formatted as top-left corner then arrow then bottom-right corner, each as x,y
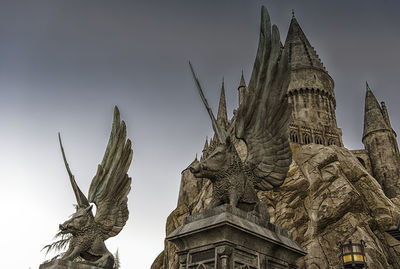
315,136 -> 323,145
303,133 -> 311,144
290,131 -> 299,143
328,139 -> 336,146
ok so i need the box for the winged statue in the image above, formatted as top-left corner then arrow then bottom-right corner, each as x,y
45,106 -> 133,269
188,6 -> 292,219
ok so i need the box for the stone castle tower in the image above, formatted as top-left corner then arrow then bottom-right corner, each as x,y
284,15 -> 343,147
237,15 -> 343,147
354,83 -> 400,198
203,14 -> 400,198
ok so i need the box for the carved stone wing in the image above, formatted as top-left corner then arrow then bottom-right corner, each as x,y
88,106 -> 133,239
235,6 -> 292,191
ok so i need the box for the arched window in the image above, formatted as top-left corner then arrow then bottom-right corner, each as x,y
315,135 -> 323,145
196,264 -> 207,269
303,133 -> 311,144
328,139 -> 336,146
290,131 -> 299,143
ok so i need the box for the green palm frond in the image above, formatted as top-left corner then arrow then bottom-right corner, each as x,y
42,231 -> 72,257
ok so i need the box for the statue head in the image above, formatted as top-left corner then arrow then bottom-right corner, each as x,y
189,137 -> 243,181
59,205 -> 94,235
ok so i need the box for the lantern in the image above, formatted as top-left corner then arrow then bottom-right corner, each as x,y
339,240 -> 367,268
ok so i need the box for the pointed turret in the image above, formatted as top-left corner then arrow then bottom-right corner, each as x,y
238,71 -> 247,106
362,82 -> 400,198
284,15 -> 325,71
363,82 -> 390,139
217,78 -> 228,129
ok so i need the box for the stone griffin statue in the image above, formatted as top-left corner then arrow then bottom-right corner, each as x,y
44,106 -> 132,269
189,6 -> 292,218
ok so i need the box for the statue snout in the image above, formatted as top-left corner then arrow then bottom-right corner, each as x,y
59,220 -> 70,231
189,162 -> 201,174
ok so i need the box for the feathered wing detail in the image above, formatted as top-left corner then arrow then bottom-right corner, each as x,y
88,106 -> 133,239
235,6 -> 292,191
58,133 -> 91,209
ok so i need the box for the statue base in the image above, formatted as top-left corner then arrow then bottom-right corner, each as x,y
166,204 -> 306,269
39,260 -> 104,269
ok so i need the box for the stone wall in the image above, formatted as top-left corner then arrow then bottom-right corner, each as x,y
350,149 -> 373,175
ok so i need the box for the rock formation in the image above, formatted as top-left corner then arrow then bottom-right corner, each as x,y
152,144 -> 400,269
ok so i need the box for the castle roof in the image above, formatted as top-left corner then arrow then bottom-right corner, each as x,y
283,16 -> 325,72
363,82 -> 390,138
239,71 -> 246,88
217,78 -> 228,128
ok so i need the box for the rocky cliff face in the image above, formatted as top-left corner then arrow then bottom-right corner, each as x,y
151,144 -> 400,269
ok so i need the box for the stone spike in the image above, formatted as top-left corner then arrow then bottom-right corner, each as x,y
202,136 -> 209,151
217,78 -> 228,129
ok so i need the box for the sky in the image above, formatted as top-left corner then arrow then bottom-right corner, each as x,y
0,0 -> 399,268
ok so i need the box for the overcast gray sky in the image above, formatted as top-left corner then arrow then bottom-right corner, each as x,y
0,1 -> 399,268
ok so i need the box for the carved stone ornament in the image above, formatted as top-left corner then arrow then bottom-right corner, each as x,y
42,106 -> 133,269
188,5 -> 292,219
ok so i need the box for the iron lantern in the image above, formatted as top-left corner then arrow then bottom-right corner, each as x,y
339,240 -> 367,268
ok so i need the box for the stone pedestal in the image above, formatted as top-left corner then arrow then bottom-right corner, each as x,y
39,260 -> 103,269
166,205 -> 306,269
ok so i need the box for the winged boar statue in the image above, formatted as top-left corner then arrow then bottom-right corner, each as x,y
53,106 -> 132,268
189,6 -> 292,218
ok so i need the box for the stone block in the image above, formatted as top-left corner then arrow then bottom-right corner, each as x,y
166,204 -> 306,269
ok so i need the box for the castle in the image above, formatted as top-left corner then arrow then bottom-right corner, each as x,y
153,10 -> 400,269
202,14 -> 400,199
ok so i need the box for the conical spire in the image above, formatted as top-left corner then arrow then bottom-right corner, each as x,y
283,15 -> 325,71
238,71 -> 247,106
239,71 -> 246,88
363,82 -> 389,138
217,78 -> 228,129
